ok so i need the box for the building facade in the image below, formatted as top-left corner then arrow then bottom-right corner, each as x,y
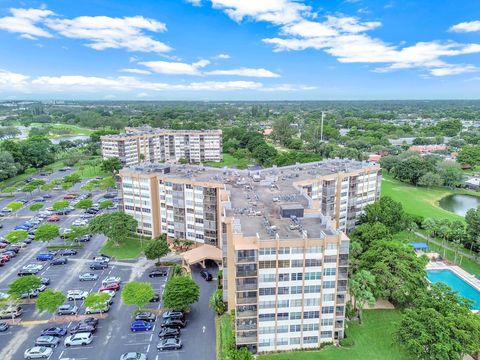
118,159 -> 381,354
101,126 -> 222,166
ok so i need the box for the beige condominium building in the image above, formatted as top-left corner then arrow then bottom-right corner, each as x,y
118,159 -> 381,354
101,126 -> 222,166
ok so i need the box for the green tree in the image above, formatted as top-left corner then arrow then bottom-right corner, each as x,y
209,289 -> 226,315
36,289 -> 66,316
101,157 -> 122,174
89,212 -> 137,246
272,116 -> 297,146
437,161 -> 463,188
458,144 -> 480,167
2,186 -> 16,196
349,222 -> 391,251
6,201 -> 23,213
21,183 -> 37,196
397,283 -> 480,360
29,203 -> 44,211
417,172 -> 444,187
8,275 -> 41,299
34,224 -> 60,243
52,200 -> 70,211
84,292 -> 111,313
144,238 -> 169,264
64,226 -> 89,243
99,200 -> 113,209
163,276 -> 200,311
349,270 -> 376,323
19,136 -> 56,168
0,151 -> 19,180
121,282 -> 155,310
360,197 -> 410,233
63,173 -> 81,185
5,230 -> 28,243
360,240 -> 428,306
75,199 -> 93,210
465,206 -> 480,252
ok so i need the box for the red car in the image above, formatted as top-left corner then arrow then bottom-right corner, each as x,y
47,215 -> 61,222
99,283 -> 121,292
63,194 -> 77,200
0,254 -> 10,262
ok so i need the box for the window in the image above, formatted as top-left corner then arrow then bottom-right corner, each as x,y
303,323 -> 319,331
304,311 -> 320,319
323,281 -> 336,289
278,287 -> 289,295
291,247 -> 304,254
322,293 -> 335,302
304,285 -> 321,293
305,259 -> 321,267
321,331 -> 332,338
322,306 -> 334,314
259,288 -> 275,296
321,318 -> 333,326
290,337 -> 301,345
323,268 -> 336,276
278,247 -> 290,254
259,313 -> 275,322
278,273 -> 289,282
305,272 -> 321,280
259,301 -> 276,309
306,246 -> 321,253
277,313 -> 288,321
260,274 -> 276,282
277,325 -> 288,333
326,243 -> 337,250
290,324 -> 301,332
277,300 -> 289,308
304,298 -> 320,307
259,248 -> 276,255
291,299 -> 302,307
259,260 -> 276,269
259,326 -> 275,334
291,286 -> 303,294
278,260 -> 290,268
291,273 -> 303,281
303,336 -> 318,344
292,260 -> 303,268
290,312 -> 302,320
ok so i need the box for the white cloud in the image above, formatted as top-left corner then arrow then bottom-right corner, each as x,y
450,20 -> 480,33
139,60 -> 210,75
206,67 -> 280,77
0,8 -> 53,39
215,53 -> 231,59
121,68 -> 152,75
210,0 -> 313,25
185,0 -> 202,6
137,92 -> 150,97
0,69 -> 29,88
45,15 -> 171,52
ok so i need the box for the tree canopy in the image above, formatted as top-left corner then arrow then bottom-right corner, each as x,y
163,276 -> 200,311
34,224 -> 60,243
89,211 -> 137,246
360,197 -> 410,233
5,230 -> 28,244
36,289 -> 66,315
144,238 -> 169,263
8,275 -> 41,299
121,282 -> 155,310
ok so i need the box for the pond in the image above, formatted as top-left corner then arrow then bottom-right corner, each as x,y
438,194 -> 480,216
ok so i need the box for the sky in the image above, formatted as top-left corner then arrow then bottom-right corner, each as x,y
0,0 -> 479,100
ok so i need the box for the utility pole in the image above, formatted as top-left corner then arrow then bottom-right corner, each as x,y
320,111 -> 325,142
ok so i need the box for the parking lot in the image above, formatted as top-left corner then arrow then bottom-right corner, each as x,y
0,168 -> 217,360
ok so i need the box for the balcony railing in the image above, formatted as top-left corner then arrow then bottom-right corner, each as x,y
237,323 -> 257,331
236,271 -> 257,278
236,283 -> 257,291
236,310 -> 257,318
237,297 -> 257,305
236,336 -> 258,345
236,257 -> 257,264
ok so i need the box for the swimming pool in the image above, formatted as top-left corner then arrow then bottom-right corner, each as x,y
427,269 -> 480,310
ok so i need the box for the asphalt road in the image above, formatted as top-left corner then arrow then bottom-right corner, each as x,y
0,168 -> 218,360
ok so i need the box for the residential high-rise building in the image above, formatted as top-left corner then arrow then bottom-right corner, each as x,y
118,159 -> 381,354
101,126 -> 222,166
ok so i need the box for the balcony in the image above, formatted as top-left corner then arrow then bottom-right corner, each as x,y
236,336 -> 258,345
236,271 -> 257,278
237,323 -> 257,331
337,286 -> 347,292
236,283 -> 257,291
236,297 -> 257,305
236,257 -> 257,264
338,270 -> 348,280
236,310 -> 257,318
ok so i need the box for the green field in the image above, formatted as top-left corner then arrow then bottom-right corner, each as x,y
258,310 -> 408,360
205,154 -> 251,169
381,174 -> 480,221
100,237 -> 148,259
30,123 -> 94,136
218,314 -> 234,360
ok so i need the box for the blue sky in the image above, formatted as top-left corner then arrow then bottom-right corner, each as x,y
0,0 -> 479,100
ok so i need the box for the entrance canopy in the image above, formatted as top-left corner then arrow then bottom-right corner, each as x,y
181,244 -> 222,269
410,242 -> 429,251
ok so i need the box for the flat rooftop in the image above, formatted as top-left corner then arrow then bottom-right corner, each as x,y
102,127 -> 222,140
120,159 -> 379,240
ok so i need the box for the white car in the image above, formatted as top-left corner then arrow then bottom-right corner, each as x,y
67,290 -> 89,301
72,220 -> 88,227
22,263 -> 44,272
93,256 -> 110,263
102,276 -> 120,286
24,346 -> 53,359
64,332 -> 93,346
99,289 -> 115,298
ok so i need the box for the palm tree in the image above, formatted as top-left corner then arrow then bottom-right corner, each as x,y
349,270 -> 376,324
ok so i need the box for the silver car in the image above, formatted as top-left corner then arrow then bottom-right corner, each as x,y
120,352 -> 147,360
35,335 -> 60,348
79,273 -> 98,281
24,346 -> 53,359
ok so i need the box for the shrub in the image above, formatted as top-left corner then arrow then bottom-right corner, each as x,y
340,337 -> 355,347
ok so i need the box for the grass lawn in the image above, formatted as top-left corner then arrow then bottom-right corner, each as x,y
73,163 -> 109,179
100,237 -> 148,260
30,123 -> 94,136
393,231 -> 480,277
258,310 -> 408,360
205,153 -> 251,169
218,314 -> 234,360
381,173 -> 480,222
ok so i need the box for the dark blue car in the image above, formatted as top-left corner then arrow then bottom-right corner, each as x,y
41,327 -> 67,337
130,320 -> 153,332
14,224 -> 30,230
36,253 -> 55,261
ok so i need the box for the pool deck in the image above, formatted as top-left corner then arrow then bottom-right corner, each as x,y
427,261 -> 480,312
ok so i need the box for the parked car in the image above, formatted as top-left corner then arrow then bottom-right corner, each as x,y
24,346 -> 53,359
0,254 -> 10,262
18,269 -> 36,276
89,261 -> 108,270
67,290 -> 89,301
21,289 -> 39,299
50,257 -> 68,266
93,256 -> 110,263
79,317 -> 98,327
42,194 -> 52,199
63,194 -> 77,200
120,353 -> 147,360
160,318 -> 186,329
158,327 -> 180,339
57,304 -> 78,316
148,269 -> 168,278
47,215 -> 60,222
79,273 -> 98,281
64,332 -> 93,347
36,253 -> 54,262
150,293 -> 160,303
34,335 -> 60,348
130,320 -> 153,332
72,219 -> 88,227
162,311 -> 185,320
36,284 -> 47,292
40,277 -> 50,285
41,327 -> 67,337
102,276 -> 120,286
103,193 -> 116,198
85,303 -> 110,314
78,234 -> 92,242
0,322 -> 9,332
200,270 -> 213,281
33,198 -> 46,202
0,306 -> 22,319
69,322 -> 96,334
157,338 -> 182,351
135,312 -> 156,322
99,282 -> 120,292
59,249 -> 77,256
